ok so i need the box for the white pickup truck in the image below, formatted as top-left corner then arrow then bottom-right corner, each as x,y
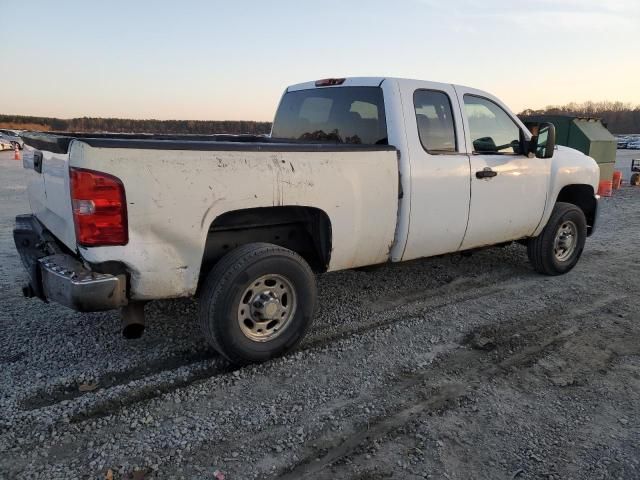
14,77 -> 600,364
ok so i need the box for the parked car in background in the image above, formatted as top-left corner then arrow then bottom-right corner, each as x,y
627,139 -> 640,150
0,129 -> 24,150
617,137 -> 629,149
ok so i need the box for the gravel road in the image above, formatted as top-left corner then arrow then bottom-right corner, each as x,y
1,149 -> 639,480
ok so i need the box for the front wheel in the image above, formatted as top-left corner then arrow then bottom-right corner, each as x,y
198,243 -> 317,364
527,202 -> 587,275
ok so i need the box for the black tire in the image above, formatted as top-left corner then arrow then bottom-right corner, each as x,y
198,242 -> 317,364
527,202 -> 587,276
10,141 -> 20,150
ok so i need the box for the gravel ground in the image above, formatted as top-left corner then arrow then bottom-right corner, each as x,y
0,149 -> 639,480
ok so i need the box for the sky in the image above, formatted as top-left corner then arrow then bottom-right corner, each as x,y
1,0 -> 639,121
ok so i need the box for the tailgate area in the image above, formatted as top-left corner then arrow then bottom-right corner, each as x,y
22,146 -> 77,250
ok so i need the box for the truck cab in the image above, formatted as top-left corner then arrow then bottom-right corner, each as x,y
279,77 -> 599,262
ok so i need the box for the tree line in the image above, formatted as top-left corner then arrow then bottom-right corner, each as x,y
519,101 -> 640,134
0,114 -> 272,135
2,100 -> 640,135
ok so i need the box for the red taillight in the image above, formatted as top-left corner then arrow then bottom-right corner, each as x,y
70,167 -> 128,246
315,78 -> 345,87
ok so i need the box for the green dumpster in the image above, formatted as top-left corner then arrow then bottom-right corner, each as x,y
522,115 -> 616,182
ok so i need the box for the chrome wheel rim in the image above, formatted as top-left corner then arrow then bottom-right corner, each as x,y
237,274 -> 297,342
553,220 -> 578,262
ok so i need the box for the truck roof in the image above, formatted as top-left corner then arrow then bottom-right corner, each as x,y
287,77 -> 386,91
286,77 -> 471,92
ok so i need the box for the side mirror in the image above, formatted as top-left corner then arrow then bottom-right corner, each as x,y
528,122 -> 556,159
473,136 -> 497,153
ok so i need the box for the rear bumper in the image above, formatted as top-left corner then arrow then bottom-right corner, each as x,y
13,214 -> 127,312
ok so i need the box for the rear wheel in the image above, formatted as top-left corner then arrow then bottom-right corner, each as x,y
527,202 -> 587,275
198,243 -> 316,364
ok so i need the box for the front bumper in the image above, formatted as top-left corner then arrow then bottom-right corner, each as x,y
13,214 -> 127,312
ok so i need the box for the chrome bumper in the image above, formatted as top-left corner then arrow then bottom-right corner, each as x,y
39,254 -> 127,311
14,214 -> 127,312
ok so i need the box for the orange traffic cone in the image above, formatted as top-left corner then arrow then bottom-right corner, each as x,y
597,180 -> 613,197
612,171 -> 622,190
14,145 -> 20,161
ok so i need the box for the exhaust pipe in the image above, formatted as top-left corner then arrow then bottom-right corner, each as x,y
121,302 -> 146,339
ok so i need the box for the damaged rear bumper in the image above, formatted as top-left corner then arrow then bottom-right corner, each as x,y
13,214 -> 127,312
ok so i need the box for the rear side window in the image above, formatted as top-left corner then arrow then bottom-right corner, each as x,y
271,87 -> 388,145
413,90 -> 457,153
464,95 -> 521,154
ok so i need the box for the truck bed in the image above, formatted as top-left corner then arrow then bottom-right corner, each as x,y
20,132 -> 400,300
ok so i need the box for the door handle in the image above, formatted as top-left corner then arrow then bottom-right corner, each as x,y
476,167 -> 497,179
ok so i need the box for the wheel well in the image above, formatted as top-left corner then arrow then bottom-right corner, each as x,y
556,184 -> 597,235
200,206 -> 332,278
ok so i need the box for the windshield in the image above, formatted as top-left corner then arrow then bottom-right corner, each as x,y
271,87 -> 387,145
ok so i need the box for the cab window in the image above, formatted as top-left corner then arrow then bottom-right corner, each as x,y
464,95 -> 521,154
272,87 -> 388,145
413,90 -> 457,153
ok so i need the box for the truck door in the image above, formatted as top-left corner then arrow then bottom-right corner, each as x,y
399,81 -> 471,261
455,88 -> 550,249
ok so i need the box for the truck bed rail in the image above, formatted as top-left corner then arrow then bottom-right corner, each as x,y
20,131 -> 395,154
